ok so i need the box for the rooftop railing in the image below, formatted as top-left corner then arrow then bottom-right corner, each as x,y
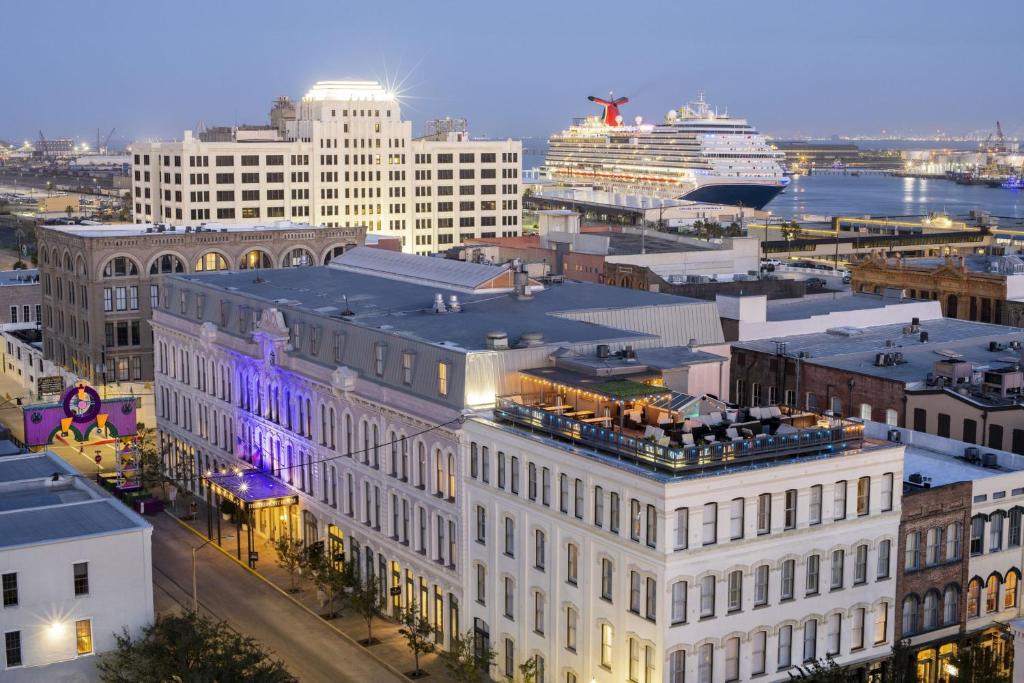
494,397 -> 864,475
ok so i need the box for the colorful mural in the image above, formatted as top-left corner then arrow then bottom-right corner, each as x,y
22,383 -> 138,446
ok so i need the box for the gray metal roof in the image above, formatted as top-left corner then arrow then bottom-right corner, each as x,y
0,486 -> 91,512
181,264 -> 721,352
0,453 -> 74,483
0,500 -> 145,549
736,318 -> 1024,384
332,247 -> 512,290
765,293 -> 926,321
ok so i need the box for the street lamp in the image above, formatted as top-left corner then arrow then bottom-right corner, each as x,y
192,537 -> 215,612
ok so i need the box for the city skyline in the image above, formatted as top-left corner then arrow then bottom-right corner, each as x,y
4,0 -> 1024,145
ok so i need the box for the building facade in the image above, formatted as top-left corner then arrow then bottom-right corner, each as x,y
130,80 -> 522,253
0,451 -> 153,680
464,416 -> 902,683
0,270 -> 41,333
36,221 -> 364,383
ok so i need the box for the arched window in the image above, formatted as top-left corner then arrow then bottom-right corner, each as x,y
239,249 -> 272,270
901,594 -> 920,635
986,575 -> 1000,613
282,248 -> 314,267
435,449 -> 444,494
149,253 -> 186,274
322,245 -> 349,264
63,252 -> 72,271
102,256 -> 140,278
1005,571 -> 1019,610
943,585 -> 960,625
447,453 -> 456,499
195,252 -> 229,272
417,443 -> 426,488
923,591 -> 940,630
76,255 -> 87,277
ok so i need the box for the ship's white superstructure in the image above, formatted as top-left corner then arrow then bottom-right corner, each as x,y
544,94 -> 786,209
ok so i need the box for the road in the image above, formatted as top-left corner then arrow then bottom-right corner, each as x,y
151,512 -> 407,683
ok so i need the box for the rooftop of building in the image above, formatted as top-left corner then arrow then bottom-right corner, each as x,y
6,327 -> 41,346
39,220 -> 337,239
862,254 -> 1024,276
0,269 -> 38,285
0,452 -> 149,550
763,292 -> 932,322
177,249 -> 723,352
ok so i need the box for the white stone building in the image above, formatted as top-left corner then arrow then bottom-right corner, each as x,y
0,451 -> 153,681
130,80 -> 522,254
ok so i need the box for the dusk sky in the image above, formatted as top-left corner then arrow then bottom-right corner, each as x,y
5,0 -> 1024,145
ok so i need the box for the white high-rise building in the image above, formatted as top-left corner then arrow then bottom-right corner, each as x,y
130,81 -> 522,254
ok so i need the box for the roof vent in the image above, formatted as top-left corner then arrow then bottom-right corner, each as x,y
517,332 -> 544,348
448,295 -> 462,313
432,293 -> 447,314
920,331 -> 929,343
596,344 -> 610,358
486,331 -> 509,350
982,452 -> 999,468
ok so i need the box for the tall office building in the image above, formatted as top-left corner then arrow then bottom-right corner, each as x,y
130,81 -> 522,254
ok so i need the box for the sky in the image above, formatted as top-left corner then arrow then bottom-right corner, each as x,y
3,0 -> 1024,146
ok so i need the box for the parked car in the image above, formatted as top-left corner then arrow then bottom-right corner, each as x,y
806,277 -> 828,288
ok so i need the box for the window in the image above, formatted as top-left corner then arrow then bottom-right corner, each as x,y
669,650 -> 685,683
781,559 -> 795,600
671,581 -> 687,624
827,613 -> 841,655
565,606 -> 577,652
698,643 -> 713,683
830,549 -> 844,589
881,473 -> 894,511
5,631 -> 21,668
629,571 -> 642,614
504,638 -> 514,677
559,475 -> 568,513
885,409 -> 899,426
784,489 -> 797,529
437,362 -> 449,397
724,637 -> 740,681
630,498 -> 641,541
986,575 -> 999,613
76,619 -> 93,655
803,619 -> 817,662
854,544 -> 868,584
629,638 -> 640,682
727,570 -> 743,612
970,515 -> 985,555
757,493 -> 771,534
567,543 -> 578,585
610,493 -> 620,533
857,476 -> 870,515
534,530 -> 546,570
699,575 -> 715,617
475,506 -> 486,543
878,539 -> 891,579
874,602 -> 889,644
675,508 -> 688,549
751,630 -> 767,675
601,559 -> 613,601
990,511 -> 1004,551
645,577 -> 657,620
852,608 -> 866,650
806,554 -> 820,594
475,564 -> 486,604
503,577 -> 514,619
754,564 -> 769,606
600,623 -> 612,668
905,531 -> 920,570
926,527 -> 943,565
533,591 -> 545,634
593,487 -> 603,525
902,595 -> 920,635
924,591 -> 940,631
809,485 -> 822,525
73,562 -> 89,596
778,624 -> 793,668
968,579 -> 981,618
944,585 -> 960,625
729,498 -> 744,539
1,573 -> 16,607
504,517 -> 515,557
834,481 -> 847,520
702,503 -> 717,545
1010,510 -> 1022,548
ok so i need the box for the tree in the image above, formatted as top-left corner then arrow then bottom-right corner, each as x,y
781,220 -> 803,241
518,655 -> 539,683
948,630 -> 1012,683
307,553 -> 349,619
398,601 -> 436,677
348,567 -> 383,645
438,628 -> 496,683
65,204 -> 74,220
133,426 -> 164,493
97,611 -> 296,683
11,260 -> 26,270
272,534 -> 307,593
878,638 -> 915,683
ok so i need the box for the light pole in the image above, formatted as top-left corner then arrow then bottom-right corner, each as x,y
192,537 -> 215,612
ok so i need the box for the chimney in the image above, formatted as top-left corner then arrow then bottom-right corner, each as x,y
512,261 -> 532,301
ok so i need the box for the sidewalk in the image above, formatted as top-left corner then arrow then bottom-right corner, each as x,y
166,498 -> 454,682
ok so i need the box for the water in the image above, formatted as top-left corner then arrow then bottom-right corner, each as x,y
766,174 -> 1024,219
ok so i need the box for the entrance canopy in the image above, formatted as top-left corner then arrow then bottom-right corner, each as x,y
205,470 -> 298,510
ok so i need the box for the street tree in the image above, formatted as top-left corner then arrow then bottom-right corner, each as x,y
398,601 -> 436,677
272,534 -> 307,593
518,655 -> 539,683
439,628 -> 496,683
97,611 -> 296,683
786,655 -> 847,681
948,632 -> 1011,683
307,553 -> 348,619
348,567 -> 383,645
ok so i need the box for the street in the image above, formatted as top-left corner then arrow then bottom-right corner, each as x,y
150,513 -> 407,683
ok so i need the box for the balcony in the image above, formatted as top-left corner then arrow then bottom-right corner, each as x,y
494,394 -> 864,476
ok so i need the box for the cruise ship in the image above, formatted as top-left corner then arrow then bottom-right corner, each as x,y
543,94 -> 786,209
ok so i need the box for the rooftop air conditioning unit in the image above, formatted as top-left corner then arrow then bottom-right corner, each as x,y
887,429 -> 901,443
982,452 -> 999,468
964,446 -> 980,462
990,341 -> 1006,352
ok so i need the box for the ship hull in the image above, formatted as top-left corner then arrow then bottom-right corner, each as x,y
678,182 -> 785,210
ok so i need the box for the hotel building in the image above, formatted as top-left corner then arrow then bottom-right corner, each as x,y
130,81 -> 523,254
150,248 -> 909,681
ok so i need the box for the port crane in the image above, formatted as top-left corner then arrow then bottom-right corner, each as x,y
95,128 -> 116,154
